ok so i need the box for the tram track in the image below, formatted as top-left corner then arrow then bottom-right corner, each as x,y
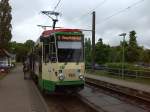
33,78 -> 149,112
84,80 -> 150,112
43,94 -> 100,112
42,84 -> 149,112
85,77 -> 150,103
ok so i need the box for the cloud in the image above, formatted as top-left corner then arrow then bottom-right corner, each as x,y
10,0 -> 150,48
11,14 -> 44,42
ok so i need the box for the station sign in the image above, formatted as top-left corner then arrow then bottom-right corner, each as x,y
57,36 -> 81,41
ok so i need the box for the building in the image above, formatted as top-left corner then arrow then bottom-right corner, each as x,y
0,49 -> 15,69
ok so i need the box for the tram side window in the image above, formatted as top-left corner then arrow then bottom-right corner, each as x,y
43,44 -> 49,63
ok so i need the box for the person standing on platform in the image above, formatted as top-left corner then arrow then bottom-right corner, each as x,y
23,60 -> 29,79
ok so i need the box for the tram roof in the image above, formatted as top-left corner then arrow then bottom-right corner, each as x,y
41,29 -> 82,37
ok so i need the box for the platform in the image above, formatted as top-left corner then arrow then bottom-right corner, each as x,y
85,74 -> 150,102
0,65 -> 49,112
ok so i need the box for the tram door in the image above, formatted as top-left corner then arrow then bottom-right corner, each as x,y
34,47 -> 42,78
49,36 -> 57,63
38,47 -> 42,78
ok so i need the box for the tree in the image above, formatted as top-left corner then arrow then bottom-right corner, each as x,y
108,46 -> 122,62
84,38 -> 92,64
9,40 -> 35,62
95,38 -> 110,64
128,31 -> 138,47
24,40 -> 35,49
9,41 -> 28,62
141,49 -> 150,64
0,0 -> 12,49
119,38 -> 128,62
126,30 -> 139,63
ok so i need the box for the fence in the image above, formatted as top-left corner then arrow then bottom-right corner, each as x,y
86,66 -> 150,79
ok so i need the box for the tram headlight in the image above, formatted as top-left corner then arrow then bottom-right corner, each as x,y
58,73 -> 65,80
79,74 -> 84,80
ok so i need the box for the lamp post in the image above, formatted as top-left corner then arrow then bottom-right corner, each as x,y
119,33 -> 126,79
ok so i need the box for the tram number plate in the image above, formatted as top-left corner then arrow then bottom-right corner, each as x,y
69,73 -> 75,77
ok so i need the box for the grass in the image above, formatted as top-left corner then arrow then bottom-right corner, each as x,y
86,69 -> 150,86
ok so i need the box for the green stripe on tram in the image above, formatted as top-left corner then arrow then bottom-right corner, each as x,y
40,79 -> 84,92
56,80 -> 84,85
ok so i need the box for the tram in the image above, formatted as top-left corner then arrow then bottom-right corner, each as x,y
29,29 -> 85,92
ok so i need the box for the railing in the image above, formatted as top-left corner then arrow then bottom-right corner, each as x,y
86,66 -> 150,79
105,67 -> 150,79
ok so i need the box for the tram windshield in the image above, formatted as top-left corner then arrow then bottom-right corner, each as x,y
57,35 -> 84,62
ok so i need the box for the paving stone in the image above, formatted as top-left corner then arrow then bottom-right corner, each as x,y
0,66 -> 49,112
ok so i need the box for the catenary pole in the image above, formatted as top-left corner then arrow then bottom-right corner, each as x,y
92,11 -> 96,71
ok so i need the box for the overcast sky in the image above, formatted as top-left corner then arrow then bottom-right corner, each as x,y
10,0 -> 150,48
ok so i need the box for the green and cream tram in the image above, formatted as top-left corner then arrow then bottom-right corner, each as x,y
30,29 -> 85,92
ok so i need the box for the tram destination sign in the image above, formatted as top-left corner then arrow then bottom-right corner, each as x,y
57,35 -> 81,41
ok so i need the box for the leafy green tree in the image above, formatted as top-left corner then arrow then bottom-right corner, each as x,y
126,31 -> 139,63
15,43 -> 28,62
108,46 -> 122,62
95,38 -> 110,64
119,39 -> 128,62
24,39 -> 35,49
0,0 -> 12,49
85,38 -> 92,64
8,41 -> 17,53
141,49 -> 150,64
9,41 -> 28,62
128,31 -> 138,47
9,40 -> 35,62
